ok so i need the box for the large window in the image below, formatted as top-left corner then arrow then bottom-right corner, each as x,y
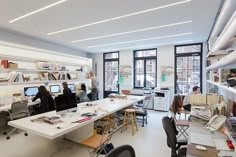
175,43 -> 202,95
103,52 -> 119,98
134,49 -> 157,88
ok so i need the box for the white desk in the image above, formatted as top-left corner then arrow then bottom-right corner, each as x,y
187,121 -> 236,157
8,96 -> 144,140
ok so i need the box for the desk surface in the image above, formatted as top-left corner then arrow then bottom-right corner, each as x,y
187,121 -> 236,157
8,96 -> 144,139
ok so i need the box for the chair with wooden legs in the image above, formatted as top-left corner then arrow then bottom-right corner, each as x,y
80,119 -> 115,157
121,109 -> 138,135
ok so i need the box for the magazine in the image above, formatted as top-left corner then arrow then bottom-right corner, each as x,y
31,116 -> 62,125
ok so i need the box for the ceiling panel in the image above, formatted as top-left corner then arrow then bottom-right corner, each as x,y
0,0 -> 222,53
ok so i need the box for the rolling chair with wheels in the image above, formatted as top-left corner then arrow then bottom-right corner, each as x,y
162,116 -> 187,157
105,145 -> 136,157
4,100 -> 29,140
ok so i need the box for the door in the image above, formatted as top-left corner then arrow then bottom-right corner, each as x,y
103,52 -> 119,98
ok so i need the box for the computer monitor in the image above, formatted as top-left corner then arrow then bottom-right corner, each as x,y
24,86 -> 39,96
50,85 -> 61,93
55,93 -> 77,115
68,84 -> 75,91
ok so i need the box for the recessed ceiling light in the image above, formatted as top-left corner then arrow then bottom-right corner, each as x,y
88,32 -> 192,48
48,0 -> 192,35
9,0 -> 67,23
101,40 -> 193,52
72,21 -> 192,43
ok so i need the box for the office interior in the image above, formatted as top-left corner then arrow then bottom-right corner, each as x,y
0,0 -> 236,156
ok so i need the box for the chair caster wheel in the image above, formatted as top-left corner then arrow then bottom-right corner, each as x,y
142,125 -> 144,127
6,136 -> 10,140
24,133 -> 28,136
3,132 -> 7,135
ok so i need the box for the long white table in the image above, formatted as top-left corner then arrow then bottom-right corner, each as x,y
8,96 -> 145,140
187,121 -> 236,157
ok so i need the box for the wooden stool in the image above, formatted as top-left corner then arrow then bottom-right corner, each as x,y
121,109 -> 138,135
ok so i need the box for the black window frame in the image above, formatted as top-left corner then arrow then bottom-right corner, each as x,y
103,51 -> 120,96
174,43 -> 203,95
133,48 -> 157,89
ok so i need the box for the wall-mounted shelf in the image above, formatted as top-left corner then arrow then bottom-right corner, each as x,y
207,80 -> 236,94
0,79 -> 91,86
209,11 -> 236,54
0,68 -> 83,74
206,50 -> 236,71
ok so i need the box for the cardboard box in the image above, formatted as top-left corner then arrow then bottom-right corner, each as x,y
8,62 -> 18,69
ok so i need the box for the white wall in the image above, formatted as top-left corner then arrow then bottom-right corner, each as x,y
93,45 -> 175,99
93,53 -> 104,99
94,44 -> 207,100
0,28 -> 88,57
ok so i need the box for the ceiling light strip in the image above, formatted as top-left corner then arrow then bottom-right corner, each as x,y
101,40 -> 193,52
72,21 -> 192,43
9,0 -> 67,23
88,32 -> 192,48
48,0 -> 192,35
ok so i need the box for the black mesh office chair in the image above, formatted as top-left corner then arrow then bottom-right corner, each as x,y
105,145 -> 135,157
40,95 -> 55,113
162,116 -> 187,157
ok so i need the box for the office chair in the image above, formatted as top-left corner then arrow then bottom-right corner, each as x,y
80,119 -> 115,157
105,145 -> 136,157
162,116 -> 187,157
4,100 -> 29,140
40,95 -> 55,113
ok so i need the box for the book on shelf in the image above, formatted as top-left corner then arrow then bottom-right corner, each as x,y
208,69 -> 230,83
40,72 -> 48,81
52,72 -> 60,80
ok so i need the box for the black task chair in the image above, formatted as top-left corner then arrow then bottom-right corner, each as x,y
105,145 -> 136,157
40,95 -> 55,113
162,116 -> 187,157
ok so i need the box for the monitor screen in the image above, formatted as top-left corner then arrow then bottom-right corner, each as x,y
24,86 -> 39,96
50,85 -> 61,93
68,84 -> 75,91
55,93 -> 77,112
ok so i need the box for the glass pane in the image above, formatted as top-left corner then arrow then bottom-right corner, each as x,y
176,44 -> 201,54
135,60 -> 144,74
104,61 -> 118,92
176,55 -> 201,95
105,52 -> 118,59
135,74 -> 144,87
146,59 -> 156,73
146,73 -> 155,87
135,49 -> 156,57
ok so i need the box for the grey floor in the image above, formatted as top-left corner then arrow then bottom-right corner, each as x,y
0,111 -> 171,157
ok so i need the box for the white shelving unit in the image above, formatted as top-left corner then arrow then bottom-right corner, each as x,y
0,42 -> 92,96
207,80 -> 236,94
206,50 -> 236,70
206,7 -> 236,97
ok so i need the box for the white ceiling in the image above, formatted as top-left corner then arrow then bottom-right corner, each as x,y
0,0 -> 222,53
